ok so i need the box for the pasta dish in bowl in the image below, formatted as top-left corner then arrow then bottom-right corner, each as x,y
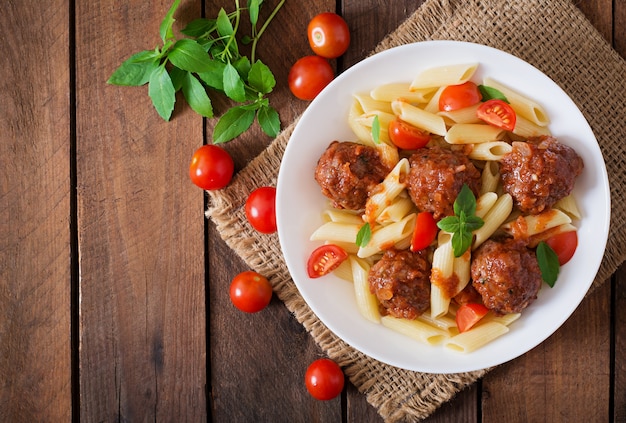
276,41 -> 610,373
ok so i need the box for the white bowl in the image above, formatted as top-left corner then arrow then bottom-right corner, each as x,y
276,41 -> 610,373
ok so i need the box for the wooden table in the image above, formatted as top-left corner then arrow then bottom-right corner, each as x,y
1,0 -> 624,421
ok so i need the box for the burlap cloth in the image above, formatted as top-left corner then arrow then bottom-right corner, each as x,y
206,0 -> 626,421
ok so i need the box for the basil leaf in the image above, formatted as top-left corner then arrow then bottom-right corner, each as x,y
537,241 -> 560,287
463,215 -> 484,232
213,107 -> 255,143
451,230 -> 473,258
181,18 -> 216,37
478,85 -> 509,103
232,56 -> 252,79
182,72 -> 213,118
248,0 -> 261,26
197,60 -> 227,90
168,66 -> 186,92
248,60 -> 275,94
454,184 -> 476,216
216,8 -> 234,37
148,65 -> 176,121
257,105 -> 280,138
223,62 -> 246,102
356,223 -> 372,247
167,39 -> 213,73
159,0 -> 181,42
437,216 -> 459,233
107,51 -> 160,86
371,115 -> 381,144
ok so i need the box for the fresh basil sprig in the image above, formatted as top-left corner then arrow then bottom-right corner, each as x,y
536,241 -> 560,287
107,0 -> 284,143
437,184 -> 484,257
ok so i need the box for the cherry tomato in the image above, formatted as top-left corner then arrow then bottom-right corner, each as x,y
245,186 -> 277,234
305,358 -> 345,400
288,55 -> 334,100
410,212 -> 438,252
388,119 -> 430,150
307,12 -> 350,59
307,244 -> 348,278
189,144 -> 234,190
456,303 -> 489,333
438,81 -> 482,112
545,230 -> 578,265
229,271 -> 273,313
476,99 -> 517,131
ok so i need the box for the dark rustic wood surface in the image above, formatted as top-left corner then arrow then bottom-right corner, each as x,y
1,0 -> 624,421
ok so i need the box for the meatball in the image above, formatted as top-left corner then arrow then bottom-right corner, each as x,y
314,141 -> 390,210
368,248 -> 431,320
471,237 -> 542,315
500,135 -> 583,215
406,146 -> 481,219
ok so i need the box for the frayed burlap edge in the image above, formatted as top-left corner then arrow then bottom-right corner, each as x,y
207,0 -> 626,421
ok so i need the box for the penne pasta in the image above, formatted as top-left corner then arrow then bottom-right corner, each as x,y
472,193 -> 513,249
357,213 -> 416,258
381,315 -> 449,345
513,114 -> 552,138
410,63 -> 478,90
392,99 -> 448,136
475,192 -> 499,219
370,83 -> 437,104
468,141 -> 513,161
353,92 -> 394,114
444,321 -> 509,353
445,123 -> 505,144
502,208 -> 572,238
483,77 -> 550,126
376,196 -> 415,224
480,161 -> 501,195
310,221 -> 361,243
364,158 -> 410,224
553,194 -> 582,220
350,256 -> 381,323
437,103 -> 482,124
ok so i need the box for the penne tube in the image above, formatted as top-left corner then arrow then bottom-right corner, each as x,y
430,234 -> 455,318
348,99 -> 376,146
357,213 -> 415,258
444,123 -> 505,144
422,86 -> 445,113
370,83 -> 437,104
468,141 -> 513,161
310,221 -> 361,243
354,110 -> 396,144
513,114 -> 552,137
332,258 -> 355,282
444,321 -> 510,353
438,103 -> 482,124
322,208 -> 364,224
475,192 -> 499,219
473,193 -> 513,249
392,100 -> 448,136
527,223 -> 577,248
410,63 -> 478,90
353,92 -> 394,114
502,208 -> 572,238
480,161 -> 501,195
381,315 -> 449,345
483,77 -> 550,126
376,196 -> 415,224
553,194 -> 581,220
364,158 -> 410,223
350,256 -> 380,323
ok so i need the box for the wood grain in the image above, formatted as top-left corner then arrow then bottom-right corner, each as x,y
75,1 -> 205,420
0,0 -> 72,420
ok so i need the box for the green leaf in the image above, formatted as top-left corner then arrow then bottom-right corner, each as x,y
148,65 -> 176,121
107,51 -> 160,86
159,0 -> 181,42
168,66 -> 187,92
454,184 -> 477,216
371,115 -> 381,144
478,85 -> 509,103
213,107 -> 256,143
182,72 -> 214,118
463,215 -> 484,232
451,230 -> 473,258
247,60 -> 275,94
248,0 -> 261,26
167,39 -> 213,73
197,60 -> 227,90
437,184 -> 484,257
223,62 -> 246,102
216,8 -> 234,37
356,223 -> 372,247
257,105 -> 280,137
181,18 -> 216,37
232,56 -> 252,79
437,216 -> 460,233
537,241 -> 560,287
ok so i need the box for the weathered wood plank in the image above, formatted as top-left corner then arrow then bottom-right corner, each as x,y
0,0 -> 72,420
76,1 -> 206,420
615,264 -> 626,423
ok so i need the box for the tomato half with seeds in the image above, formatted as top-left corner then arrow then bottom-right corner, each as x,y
305,358 -> 345,400
245,186 -> 277,234
288,55 -> 334,100
456,303 -> 489,333
476,99 -> 516,131
307,244 -> 348,278
229,271 -> 273,313
307,12 -> 350,59
410,211 -> 438,252
438,81 -> 482,112
545,230 -> 578,265
388,119 -> 430,150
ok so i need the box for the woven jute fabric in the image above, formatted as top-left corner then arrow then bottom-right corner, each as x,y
206,0 -> 626,421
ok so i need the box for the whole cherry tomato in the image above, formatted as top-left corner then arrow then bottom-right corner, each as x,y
306,244 -> 348,278
245,186 -> 277,234
476,99 -> 517,131
307,12 -> 350,59
545,230 -> 578,265
438,81 -> 482,112
229,271 -> 273,313
388,118 -> 431,150
288,56 -> 334,100
304,358 -> 345,400
189,144 -> 234,190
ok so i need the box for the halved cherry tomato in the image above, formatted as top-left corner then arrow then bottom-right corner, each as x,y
410,211 -> 438,252
189,144 -> 234,190
456,303 -> 489,333
307,13 -> 350,59
476,99 -> 516,131
288,55 -> 334,100
305,358 -> 345,400
229,271 -> 273,313
307,244 -> 348,278
245,186 -> 277,234
438,81 -> 482,112
388,119 -> 430,150
545,230 -> 578,265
